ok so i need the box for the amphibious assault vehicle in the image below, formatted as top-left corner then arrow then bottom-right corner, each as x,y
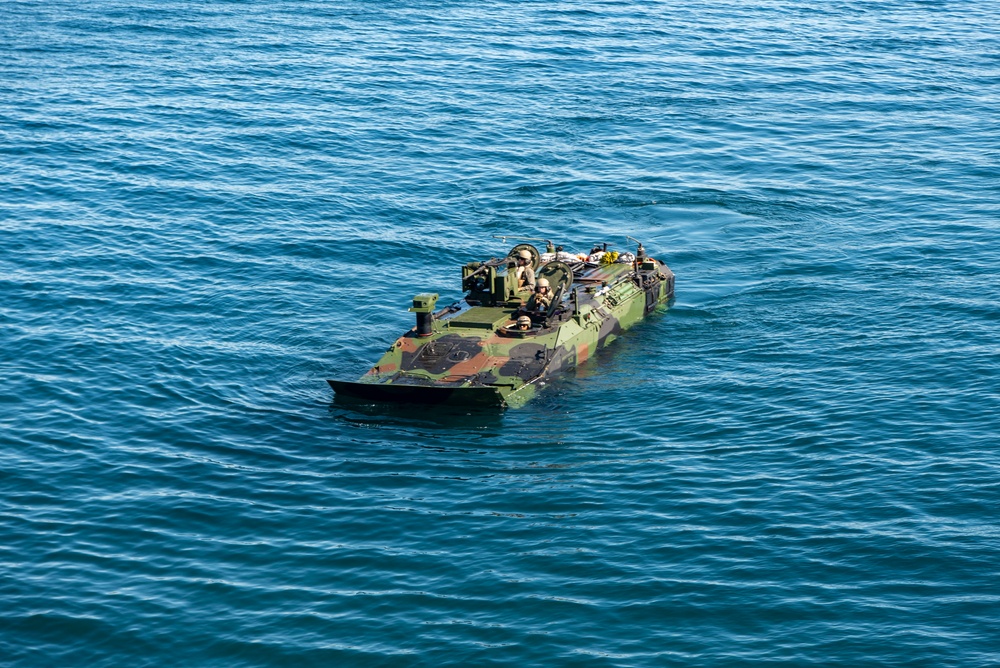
328,236 -> 675,408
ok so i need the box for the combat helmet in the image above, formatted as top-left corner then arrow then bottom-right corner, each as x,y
536,277 -> 550,290
517,249 -> 532,261
516,315 -> 532,329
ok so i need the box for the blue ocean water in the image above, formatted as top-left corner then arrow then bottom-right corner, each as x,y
2,0 -> 999,665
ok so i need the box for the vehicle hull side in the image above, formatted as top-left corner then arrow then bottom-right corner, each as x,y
328,379 -> 505,406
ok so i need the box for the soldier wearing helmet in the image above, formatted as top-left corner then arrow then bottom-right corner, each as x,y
528,276 -> 552,312
513,249 -> 536,292
516,315 -> 532,331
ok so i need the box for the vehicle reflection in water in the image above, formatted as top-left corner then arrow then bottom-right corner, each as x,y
328,395 -> 505,433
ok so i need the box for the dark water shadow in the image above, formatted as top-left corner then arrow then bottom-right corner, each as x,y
327,395 -> 505,432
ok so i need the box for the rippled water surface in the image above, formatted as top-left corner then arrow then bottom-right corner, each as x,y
3,1 -> 1000,665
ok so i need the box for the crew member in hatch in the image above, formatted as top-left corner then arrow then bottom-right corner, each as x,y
514,250 -> 535,292
528,277 -> 552,312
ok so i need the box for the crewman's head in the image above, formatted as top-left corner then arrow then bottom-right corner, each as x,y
517,249 -> 532,265
517,315 -> 531,330
535,277 -> 550,293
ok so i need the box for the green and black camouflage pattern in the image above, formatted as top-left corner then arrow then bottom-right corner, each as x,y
329,241 -> 675,408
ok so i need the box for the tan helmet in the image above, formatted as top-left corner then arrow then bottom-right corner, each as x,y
536,277 -> 550,290
517,249 -> 532,261
517,315 -> 531,329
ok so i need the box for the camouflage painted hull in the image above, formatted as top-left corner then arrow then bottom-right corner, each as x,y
329,252 -> 674,409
